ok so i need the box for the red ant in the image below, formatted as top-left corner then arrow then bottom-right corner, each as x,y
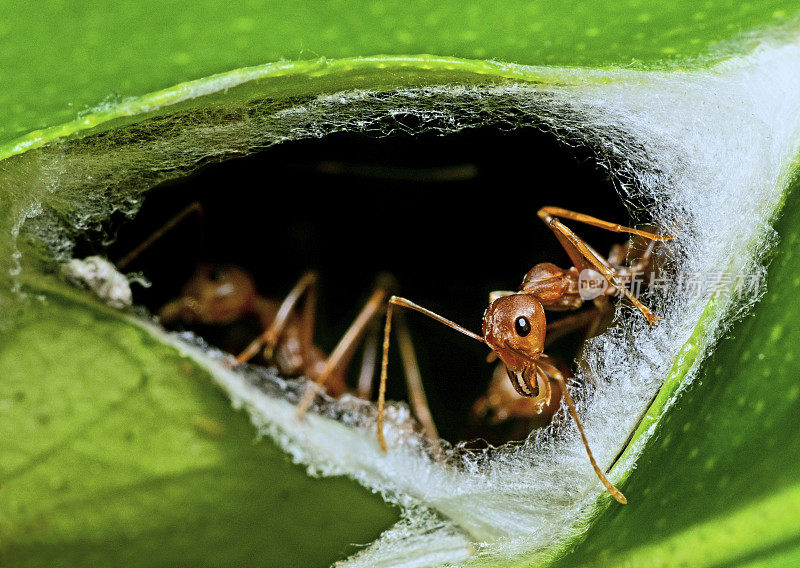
471,234 -> 655,428
378,207 -> 673,504
116,202 -> 440,444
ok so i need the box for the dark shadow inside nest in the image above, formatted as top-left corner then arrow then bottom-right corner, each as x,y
73,124 -> 642,446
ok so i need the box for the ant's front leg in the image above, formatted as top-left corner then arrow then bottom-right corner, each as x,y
536,355 -> 627,504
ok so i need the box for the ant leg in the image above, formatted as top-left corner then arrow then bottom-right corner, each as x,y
295,287 -> 389,417
117,201 -> 203,270
394,311 -> 441,448
627,238 -> 656,274
608,234 -> 657,284
537,207 -> 674,242
377,296 -> 485,451
357,303 -> 442,451
376,302 -> 395,451
538,207 -> 669,276
607,242 -> 628,267
356,318 -> 381,399
536,356 -> 627,504
234,271 -> 318,365
537,207 -> 672,324
356,273 -> 401,399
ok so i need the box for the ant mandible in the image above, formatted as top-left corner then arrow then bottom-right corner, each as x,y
378,206 -> 674,504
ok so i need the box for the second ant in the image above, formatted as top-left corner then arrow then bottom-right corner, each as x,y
116,202 -> 441,447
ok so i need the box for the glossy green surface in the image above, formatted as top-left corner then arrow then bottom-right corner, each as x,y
554,175 -> 800,566
3,1 -> 800,146
3,2 -> 800,566
0,291 -> 397,567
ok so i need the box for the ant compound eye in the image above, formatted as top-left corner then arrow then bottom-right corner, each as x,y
514,316 -> 531,337
210,267 -> 228,281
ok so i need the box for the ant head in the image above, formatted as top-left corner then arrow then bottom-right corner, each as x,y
482,293 -> 546,372
173,263 -> 257,324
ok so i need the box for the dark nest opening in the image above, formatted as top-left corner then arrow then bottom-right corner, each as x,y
73,125 -> 634,445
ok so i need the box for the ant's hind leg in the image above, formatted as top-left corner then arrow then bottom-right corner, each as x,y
234,271 -> 319,365
537,207 -> 672,324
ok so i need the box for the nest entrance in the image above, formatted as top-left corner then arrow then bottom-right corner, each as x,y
75,125 -> 628,444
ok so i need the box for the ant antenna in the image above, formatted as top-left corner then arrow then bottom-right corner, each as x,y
117,202 -> 203,270
388,297 -> 485,343
377,296 -> 485,451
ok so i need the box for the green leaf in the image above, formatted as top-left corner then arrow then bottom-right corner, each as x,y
3,1 -> 800,155
3,2 -> 800,567
0,289 -> 397,567
553,173 -> 800,566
